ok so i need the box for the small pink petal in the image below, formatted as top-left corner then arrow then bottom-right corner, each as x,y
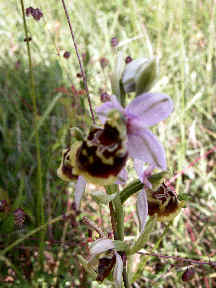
137,189 -> 148,233
113,252 -> 123,288
90,238 -> 115,256
96,95 -> 124,123
134,160 -> 154,189
74,176 -> 86,209
128,124 -> 166,170
115,168 -> 128,185
126,92 -> 173,127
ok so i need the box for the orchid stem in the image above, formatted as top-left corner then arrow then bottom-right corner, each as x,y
109,202 -> 117,240
112,185 -> 130,288
61,0 -> 96,123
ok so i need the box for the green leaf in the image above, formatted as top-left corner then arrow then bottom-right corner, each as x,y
77,255 -> 97,279
128,217 -> 156,255
91,190 -> 116,204
113,240 -> 129,252
135,58 -> 157,96
111,51 -> 125,102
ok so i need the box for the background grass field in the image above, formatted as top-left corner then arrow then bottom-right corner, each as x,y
0,0 -> 216,287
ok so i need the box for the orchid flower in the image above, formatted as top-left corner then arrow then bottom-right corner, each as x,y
57,110 -> 128,209
96,92 -> 173,174
88,238 -> 123,287
97,93 -> 173,231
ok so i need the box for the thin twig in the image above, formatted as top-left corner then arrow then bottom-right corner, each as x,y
109,202 -> 117,240
120,252 -> 130,288
53,188 -> 72,286
61,0 -> 95,123
81,216 -> 105,238
137,252 -> 216,267
0,210 -> 76,257
46,172 -> 53,241
166,145 -> 216,189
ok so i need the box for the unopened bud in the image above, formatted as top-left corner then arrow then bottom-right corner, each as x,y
100,91 -> 111,103
63,51 -> 71,59
111,37 -> 118,47
125,56 -> 133,64
100,57 -> 109,69
122,57 -> 157,96
182,267 -> 195,282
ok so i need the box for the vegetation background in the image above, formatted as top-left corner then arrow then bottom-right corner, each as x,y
0,0 -> 215,287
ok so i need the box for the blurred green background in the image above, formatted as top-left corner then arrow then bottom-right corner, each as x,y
0,0 -> 215,287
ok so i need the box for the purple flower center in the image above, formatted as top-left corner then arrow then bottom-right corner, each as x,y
124,112 -> 138,134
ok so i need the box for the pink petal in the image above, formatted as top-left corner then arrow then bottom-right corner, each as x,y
137,189 -> 148,233
74,176 -> 86,209
134,160 -> 154,188
126,92 -> 173,127
115,168 -> 128,185
90,238 -> 115,256
113,252 -> 123,288
128,125 -> 166,170
96,95 -> 124,123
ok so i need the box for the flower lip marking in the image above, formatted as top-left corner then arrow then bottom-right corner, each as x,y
147,183 -> 184,221
57,146 -> 79,182
76,122 -> 128,185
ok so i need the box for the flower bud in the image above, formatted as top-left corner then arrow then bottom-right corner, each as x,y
111,51 -> 125,102
63,51 -> 71,59
182,268 -> 195,282
125,56 -> 133,64
122,57 -> 157,95
111,37 -> 119,48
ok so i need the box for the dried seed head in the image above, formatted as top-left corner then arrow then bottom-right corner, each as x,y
100,57 -> 109,69
100,91 -> 111,103
182,267 -> 195,282
111,37 -> 118,47
32,8 -> 43,21
76,72 -> 83,78
26,7 -> 34,16
125,56 -> 133,64
26,7 -> 43,21
63,51 -> 71,59
24,37 -> 32,42
13,208 -> 25,228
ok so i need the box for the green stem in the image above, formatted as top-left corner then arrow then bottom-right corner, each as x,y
113,187 -> 124,241
20,0 -> 44,266
120,180 -> 143,204
0,255 -> 24,281
119,172 -> 167,204
112,185 -> 130,288
132,222 -> 171,283
128,217 -> 156,255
